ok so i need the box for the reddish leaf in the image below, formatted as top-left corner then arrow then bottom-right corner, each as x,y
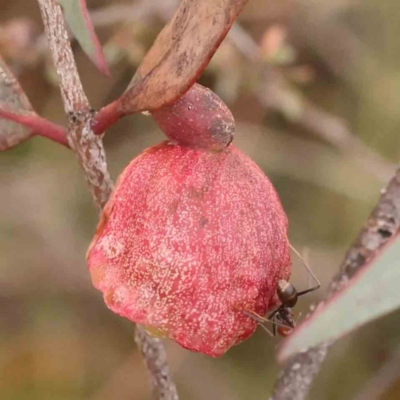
0,55 -> 35,150
119,0 -> 248,114
59,0 -> 110,76
0,56 -> 68,149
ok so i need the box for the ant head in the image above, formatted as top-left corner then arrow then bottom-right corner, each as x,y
277,280 -> 298,308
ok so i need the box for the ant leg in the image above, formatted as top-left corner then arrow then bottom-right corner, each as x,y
259,323 -> 274,337
268,307 -> 295,336
272,319 -> 277,336
243,309 -> 268,324
265,309 -> 279,336
243,310 -> 274,336
289,243 -> 321,297
267,308 -> 279,321
244,309 -> 291,337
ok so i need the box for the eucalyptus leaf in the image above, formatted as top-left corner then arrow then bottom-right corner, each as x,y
60,0 -> 109,76
279,233 -> 400,362
120,0 -> 249,114
0,56 -> 35,150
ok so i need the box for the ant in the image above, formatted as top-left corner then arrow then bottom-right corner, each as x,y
244,244 -> 320,337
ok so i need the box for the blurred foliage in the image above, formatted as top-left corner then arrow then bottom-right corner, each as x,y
1,0 -> 400,399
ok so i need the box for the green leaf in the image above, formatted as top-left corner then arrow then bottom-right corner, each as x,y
279,234 -> 400,363
60,0 -> 109,76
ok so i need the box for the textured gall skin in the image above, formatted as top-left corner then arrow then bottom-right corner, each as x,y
87,141 -> 291,357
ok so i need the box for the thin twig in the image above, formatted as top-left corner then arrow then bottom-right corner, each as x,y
37,1 -> 178,399
135,327 -> 179,400
270,168 -> 400,400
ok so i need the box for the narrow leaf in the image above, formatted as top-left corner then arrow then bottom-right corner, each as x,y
0,56 -> 35,150
119,0 -> 248,114
60,0 -> 110,76
279,234 -> 400,363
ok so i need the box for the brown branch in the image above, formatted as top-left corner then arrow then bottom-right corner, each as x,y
38,0 -> 89,113
135,327 -> 179,400
37,1 -> 178,399
38,0 -> 112,209
270,168 -> 400,400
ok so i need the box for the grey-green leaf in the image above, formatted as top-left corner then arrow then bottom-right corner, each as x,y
60,0 -> 109,76
279,234 -> 400,362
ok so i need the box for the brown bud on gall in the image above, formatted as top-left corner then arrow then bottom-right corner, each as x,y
151,83 -> 234,150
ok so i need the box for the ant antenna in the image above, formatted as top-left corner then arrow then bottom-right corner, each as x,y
289,243 -> 320,296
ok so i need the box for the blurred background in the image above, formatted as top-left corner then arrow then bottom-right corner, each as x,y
1,0 -> 400,399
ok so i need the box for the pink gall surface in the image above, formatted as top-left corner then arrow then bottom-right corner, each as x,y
87,142 -> 291,356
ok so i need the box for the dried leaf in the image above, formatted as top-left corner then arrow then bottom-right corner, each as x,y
279,234 -> 400,362
120,0 -> 248,114
0,56 -> 35,150
60,0 -> 110,76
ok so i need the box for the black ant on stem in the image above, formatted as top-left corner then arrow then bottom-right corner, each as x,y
245,244 -> 321,337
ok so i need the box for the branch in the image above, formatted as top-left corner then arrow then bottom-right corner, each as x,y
135,327 -> 179,400
37,1 -> 178,398
38,0 -> 112,208
270,168 -> 400,400
38,0 -> 89,113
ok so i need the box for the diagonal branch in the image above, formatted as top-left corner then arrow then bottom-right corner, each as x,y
38,0 -> 89,113
37,1 -> 178,399
271,168 -> 400,400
